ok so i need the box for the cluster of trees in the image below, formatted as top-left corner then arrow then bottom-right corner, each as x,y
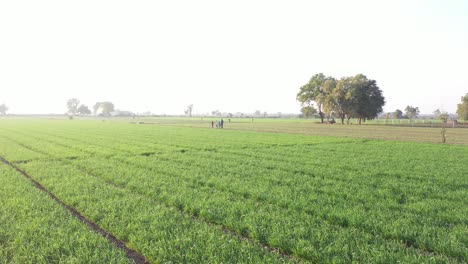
297,73 -> 385,124
207,110 -> 286,118
93,102 -> 115,116
66,98 -> 90,115
387,106 -> 454,122
0,103 -> 8,115
433,109 -> 449,121
387,106 -> 420,120
385,106 -> 448,121
67,98 -> 115,116
456,93 -> 468,121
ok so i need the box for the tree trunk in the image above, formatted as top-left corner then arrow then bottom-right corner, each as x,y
319,112 -> 324,123
359,117 -> 362,125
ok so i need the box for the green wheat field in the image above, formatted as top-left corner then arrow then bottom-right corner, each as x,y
0,118 -> 466,263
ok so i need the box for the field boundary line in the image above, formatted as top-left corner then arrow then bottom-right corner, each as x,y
0,155 -> 150,264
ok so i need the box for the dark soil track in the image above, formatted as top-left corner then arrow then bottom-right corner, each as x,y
0,156 -> 149,264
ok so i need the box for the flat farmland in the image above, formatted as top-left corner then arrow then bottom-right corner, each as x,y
133,117 -> 468,145
0,118 -> 467,263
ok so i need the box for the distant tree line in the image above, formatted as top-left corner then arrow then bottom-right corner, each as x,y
67,98 -> 116,117
297,73 -> 385,124
384,105 -> 455,122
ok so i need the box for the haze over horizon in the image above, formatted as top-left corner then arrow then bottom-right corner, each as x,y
1,0 -> 467,115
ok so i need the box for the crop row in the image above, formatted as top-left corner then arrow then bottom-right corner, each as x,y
0,121 -> 466,262
70,154 -> 466,261
2,125 -> 465,206
3,124 -> 467,186
15,159 -> 293,263
1,126 -> 466,261
0,163 -> 132,264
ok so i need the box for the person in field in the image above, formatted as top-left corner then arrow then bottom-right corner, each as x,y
211,120 -> 214,128
220,119 -> 224,128
215,120 -> 219,128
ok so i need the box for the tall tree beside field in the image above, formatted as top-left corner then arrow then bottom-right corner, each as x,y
298,73 -> 385,124
0,103 -> 8,115
456,93 -> 468,121
348,74 -> 385,125
93,102 -> 101,115
392,109 -> 403,119
297,73 -> 331,123
66,98 -> 80,115
405,105 -> 420,119
329,77 -> 354,124
93,102 -> 115,116
184,104 -> 194,117
322,78 -> 337,122
77,104 -> 91,115
301,105 -> 317,118
100,102 -> 115,116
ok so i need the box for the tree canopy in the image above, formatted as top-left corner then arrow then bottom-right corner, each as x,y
348,74 -> 385,124
301,105 -> 316,118
297,73 -> 330,123
456,93 -> 468,121
77,104 -> 91,115
66,98 -> 80,115
392,109 -> 403,119
0,104 -> 8,115
405,105 -> 420,119
93,102 -> 115,116
297,73 -> 385,124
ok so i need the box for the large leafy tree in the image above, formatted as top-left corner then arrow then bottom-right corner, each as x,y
66,98 -> 80,115
100,102 -> 115,116
0,104 -> 8,115
322,78 -> 337,122
93,102 -> 115,116
348,74 -> 385,125
77,104 -> 91,115
392,109 -> 403,119
456,93 -> 468,121
405,105 -> 420,119
298,73 -> 385,125
297,73 -> 332,123
93,102 -> 101,115
329,77 -> 354,124
301,105 -> 317,118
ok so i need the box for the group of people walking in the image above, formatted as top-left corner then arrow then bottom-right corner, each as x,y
211,119 -> 224,128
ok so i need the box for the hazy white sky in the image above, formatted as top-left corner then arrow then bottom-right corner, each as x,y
1,0 -> 467,115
